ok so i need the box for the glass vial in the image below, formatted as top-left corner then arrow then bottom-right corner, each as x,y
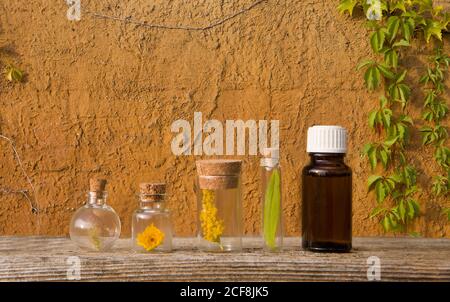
302,125 -> 352,252
132,183 -> 173,252
69,178 -> 121,251
196,159 -> 242,252
260,147 -> 283,251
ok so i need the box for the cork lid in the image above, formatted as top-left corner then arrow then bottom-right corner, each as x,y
196,159 -> 242,176
139,182 -> 166,202
139,183 -> 166,195
198,176 -> 239,190
89,178 -> 107,192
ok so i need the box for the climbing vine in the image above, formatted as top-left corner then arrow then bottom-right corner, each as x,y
0,33 -> 33,213
420,46 -> 450,219
338,0 -> 450,232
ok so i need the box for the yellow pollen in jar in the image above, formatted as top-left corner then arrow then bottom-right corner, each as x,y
200,189 -> 224,244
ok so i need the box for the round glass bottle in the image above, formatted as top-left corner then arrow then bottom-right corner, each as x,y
196,159 -> 242,252
132,183 -> 173,252
260,147 -> 283,251
69,178 -> 121,251
302,125 -> 352,252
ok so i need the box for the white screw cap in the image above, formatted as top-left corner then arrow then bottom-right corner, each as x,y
307,125 -> 347,154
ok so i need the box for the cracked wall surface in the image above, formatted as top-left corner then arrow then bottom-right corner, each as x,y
0,0 -> 449,237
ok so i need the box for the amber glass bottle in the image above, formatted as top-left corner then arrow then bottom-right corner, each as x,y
302,126 -> 352,252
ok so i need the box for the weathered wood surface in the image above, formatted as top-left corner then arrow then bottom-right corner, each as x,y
0,237 -> 448,281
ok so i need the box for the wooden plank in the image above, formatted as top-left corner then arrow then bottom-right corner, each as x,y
0,237 -> 449,281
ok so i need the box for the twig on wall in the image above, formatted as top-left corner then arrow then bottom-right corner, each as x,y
0,188 -> 36,213
0,134 -> 38,213
84,0 -> 266,31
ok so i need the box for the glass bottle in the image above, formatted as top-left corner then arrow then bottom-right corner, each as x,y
196,159 -> 242,252
260,147 -> 283,251
132,183 -> 173,252
69,178 -> 121,251
302,125 -> 352,252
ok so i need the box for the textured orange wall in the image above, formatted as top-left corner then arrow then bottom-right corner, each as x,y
0,0 -> 449,237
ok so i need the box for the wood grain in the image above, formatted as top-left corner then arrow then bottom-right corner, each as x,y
0,237 -> 448,281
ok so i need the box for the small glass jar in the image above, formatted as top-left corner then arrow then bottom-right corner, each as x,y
196,160 -> 242,252
260,148 -> 283,251
132,183 -> 173,252
69,178 -> 121,251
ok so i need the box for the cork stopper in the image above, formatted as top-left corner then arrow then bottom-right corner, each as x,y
89,178 -> 107,192
196,159 -> 242,176
198,176 -> 239,190
196,160 -> 242,190
139,182 -> 166,202
139,183 -> 166,195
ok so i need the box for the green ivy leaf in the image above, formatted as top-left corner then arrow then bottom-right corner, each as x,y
377,64 -> 396,80
417,0 -> 433,13
423,19 -> 443,43
382,215 -> 391,231
375,181 -> 386,203
370,29 -> 386,52
362,143 -> 373,155
368,146 -> 378,170
370,207 -> 386,219
384,49 -> 398,68
381,108 -> 392,128
357,59 -> 374,70
368,110 -> 378,128
365,65 -> 382,90
338,0 -> 358,16
389,213 -> 398,229
393,39 -> 410,48
398,83 -> 411,105
399,200 -> 406,222
396,70 -> 408,83
402,17 -> 415,42
399,114 -> 413,124
379,149 -> 388,168
391,1 -> 406,13
368,175 -> 382,190
383,136 -> 398,147
386,16 -> 400,43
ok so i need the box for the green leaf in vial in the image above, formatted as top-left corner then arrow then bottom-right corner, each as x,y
263,169 -> 281,250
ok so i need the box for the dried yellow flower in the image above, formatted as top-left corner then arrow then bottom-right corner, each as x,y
88,227 -> 101,251
136,224 -> 165,251
200,189 -> 224,244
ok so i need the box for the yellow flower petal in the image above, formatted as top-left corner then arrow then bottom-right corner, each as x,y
136,224 -> 165,251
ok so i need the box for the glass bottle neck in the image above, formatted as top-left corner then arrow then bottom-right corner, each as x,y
261,159 -> 280,170
87,191 -> 107,206
309,153 -> 346,165
139,194 -> 165,210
